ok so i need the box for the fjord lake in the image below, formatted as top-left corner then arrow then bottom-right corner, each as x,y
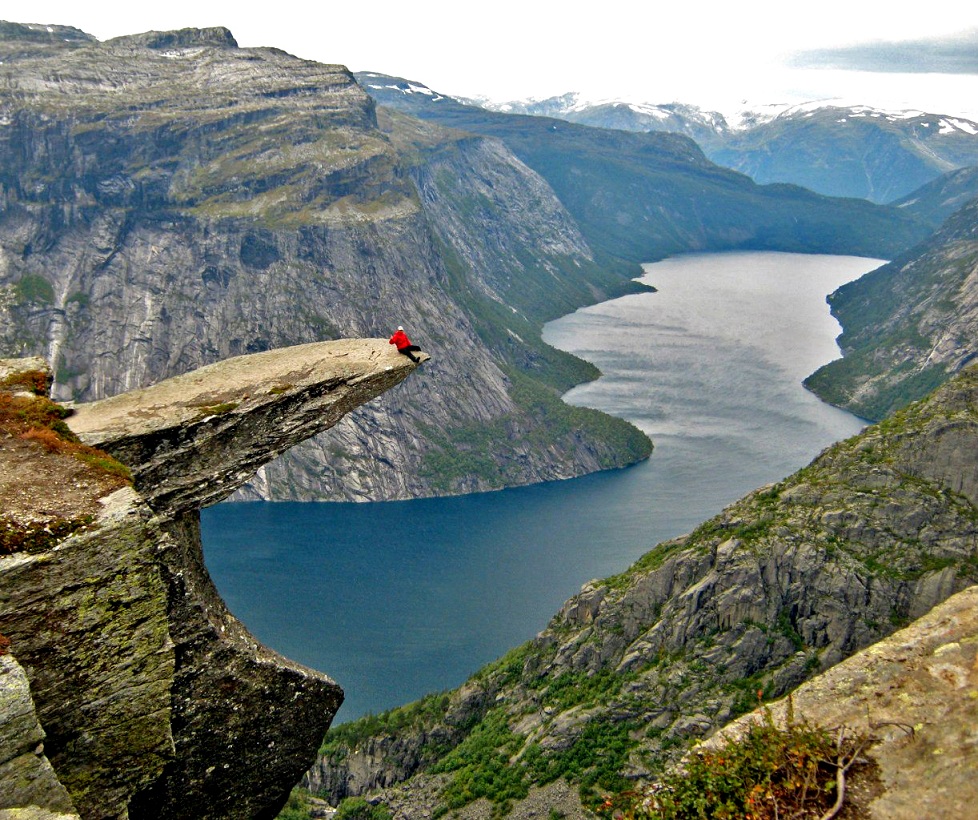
202,251 -> 880,722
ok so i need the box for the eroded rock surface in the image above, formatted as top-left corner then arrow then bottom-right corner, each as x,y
67,339 -> 426,512
1,345 -> 422,818
705,584 -> 978,819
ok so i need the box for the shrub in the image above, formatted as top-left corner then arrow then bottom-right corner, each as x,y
334,797 -> 392,820
14,274 -> 54,304
0,514 -> 95,554
0,369 -> 50,395
0,392 -> 131,483
598,700 -> 867,819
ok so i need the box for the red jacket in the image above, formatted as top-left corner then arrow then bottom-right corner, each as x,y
389,329 -> 411,350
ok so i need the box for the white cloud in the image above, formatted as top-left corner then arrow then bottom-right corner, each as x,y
12,0 -> 978,116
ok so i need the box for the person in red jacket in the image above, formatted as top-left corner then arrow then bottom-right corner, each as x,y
389,325 -> 423,363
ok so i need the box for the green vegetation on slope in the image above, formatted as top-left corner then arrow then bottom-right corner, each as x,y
308,365 -> 978,816
408,226 -> 652,495
599,701 -> 868,819
418,368 -> 652,492
805,198 -> 978,421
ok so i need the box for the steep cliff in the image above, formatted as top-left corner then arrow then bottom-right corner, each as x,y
0,344 -> 421,819
0,24 -> 937,503
806,195 -> 978,421
0,21 -> 649,502
306,362 -> 978,816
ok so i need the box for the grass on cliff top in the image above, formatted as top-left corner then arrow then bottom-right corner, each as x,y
0,371 -> 132,554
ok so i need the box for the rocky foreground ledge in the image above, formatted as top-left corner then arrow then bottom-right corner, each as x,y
67,339 -> 429,512
0,341 -> 425,819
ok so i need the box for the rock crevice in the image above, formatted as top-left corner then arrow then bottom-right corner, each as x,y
1,343 -> 423,818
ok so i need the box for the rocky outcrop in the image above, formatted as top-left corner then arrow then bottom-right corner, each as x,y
0,345 -> 421,818
0,22 -> 650,503
67,339 -> 427,512
308,363 -> 978,815
701,584 -> 978,819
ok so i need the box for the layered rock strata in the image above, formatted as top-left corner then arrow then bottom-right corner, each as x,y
0,343 -> 421,818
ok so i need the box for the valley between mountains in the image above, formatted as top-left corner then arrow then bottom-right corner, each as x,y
0,18 -> 977,820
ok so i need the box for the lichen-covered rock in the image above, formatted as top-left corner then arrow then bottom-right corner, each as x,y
1,341 -> 424,818
0,489 -> 173,818
0,655 -> 76,816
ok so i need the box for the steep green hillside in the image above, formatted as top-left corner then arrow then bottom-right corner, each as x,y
806,196 -> 978,421
304,363 -> 978,816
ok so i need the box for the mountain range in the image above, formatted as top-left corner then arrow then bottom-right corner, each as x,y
384,80 -> 978,205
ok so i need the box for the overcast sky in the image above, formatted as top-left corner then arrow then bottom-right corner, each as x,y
13,1 -> 978,117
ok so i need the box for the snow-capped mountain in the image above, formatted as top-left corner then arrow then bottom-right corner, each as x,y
356,73 -> 978,204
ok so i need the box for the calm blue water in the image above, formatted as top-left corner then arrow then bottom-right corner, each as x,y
202,251 -> 880,722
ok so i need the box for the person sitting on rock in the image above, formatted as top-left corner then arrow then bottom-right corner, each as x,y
389,325 -> 423,363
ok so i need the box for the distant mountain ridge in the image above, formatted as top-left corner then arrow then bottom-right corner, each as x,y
355,72 -> 929,263
372,77 -> 978,205
706,104 -> 978,203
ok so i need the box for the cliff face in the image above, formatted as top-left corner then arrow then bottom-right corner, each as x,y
0,344 -> 420,819
0,23 -> 649,502
307,363 -> 978,816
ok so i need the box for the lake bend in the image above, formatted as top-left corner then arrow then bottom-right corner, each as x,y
202,251 -> 883,722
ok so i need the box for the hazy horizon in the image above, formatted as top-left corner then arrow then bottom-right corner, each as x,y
12,2 -> 978,120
